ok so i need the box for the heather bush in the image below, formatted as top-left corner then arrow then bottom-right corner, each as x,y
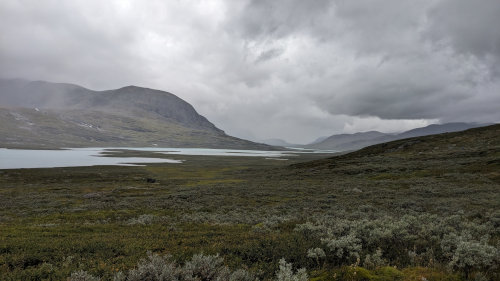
473,272 -> 489,281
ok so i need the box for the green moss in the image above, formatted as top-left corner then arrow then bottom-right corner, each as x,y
401,267 -> 462,281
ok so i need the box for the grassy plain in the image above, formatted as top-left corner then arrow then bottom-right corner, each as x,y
0,125 -> 499,280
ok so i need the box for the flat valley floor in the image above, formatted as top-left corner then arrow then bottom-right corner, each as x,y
1,126 -> 499,280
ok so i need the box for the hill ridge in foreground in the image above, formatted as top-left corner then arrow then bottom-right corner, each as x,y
345,123 -> 499,157
292,124 -> 500,184
306,122 -> 492,151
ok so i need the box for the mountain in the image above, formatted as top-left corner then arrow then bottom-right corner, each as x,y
396,122 -> 486,139
306,122 -> 492,151
306,131 -> 391,151
0,79 -> 274,149
308,135 -> 329,145
293,124 -> 500,182
260,138 -> 298,147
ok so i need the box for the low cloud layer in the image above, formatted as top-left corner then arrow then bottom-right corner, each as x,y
1,0 -> 499,143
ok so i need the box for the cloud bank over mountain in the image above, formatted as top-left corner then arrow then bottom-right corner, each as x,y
1,0 -> 499,143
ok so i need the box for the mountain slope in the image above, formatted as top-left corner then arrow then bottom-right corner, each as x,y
0,79 -> 273,149
260,138 -> 298,147
293,124 -> 500,183
306,122 -> 492,151
306,131 -> 391,151
308,135 -> 329,145
396,122 -> 484,139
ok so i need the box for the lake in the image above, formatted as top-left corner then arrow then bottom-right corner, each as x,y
0,147 -> 297,169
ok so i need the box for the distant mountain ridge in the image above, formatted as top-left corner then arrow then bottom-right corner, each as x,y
0,78 -> 274,149
305,122 -> 492,151
260,138 -> 298,147
292,123 -> 500,185
308,136 -> 329,145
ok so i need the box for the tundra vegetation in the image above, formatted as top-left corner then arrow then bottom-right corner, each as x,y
0,125 -> 499,280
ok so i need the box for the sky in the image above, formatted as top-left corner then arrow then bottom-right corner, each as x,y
1,0 -> 499,144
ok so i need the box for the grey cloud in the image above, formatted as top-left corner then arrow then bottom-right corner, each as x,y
0,1 -> 144,89
230,0 -> 430,54
255,48 -> 284,63
313,52 -> 485,120
426,0 -> 500,77
428,0 -> 500,59
0,0 -> 499,143
225,0 -> 500,125
230,0 -> 332,40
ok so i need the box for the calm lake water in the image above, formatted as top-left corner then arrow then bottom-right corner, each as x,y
0,147 -> 296,169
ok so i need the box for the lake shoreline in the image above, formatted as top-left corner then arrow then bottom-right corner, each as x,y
0,147 -> 336,170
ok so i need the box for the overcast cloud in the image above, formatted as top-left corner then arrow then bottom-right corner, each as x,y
1,0 -> 499,143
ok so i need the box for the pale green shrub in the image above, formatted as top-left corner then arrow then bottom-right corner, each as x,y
113,272 -> 126,281
275,259 -> 308,281
181,253 -> 228,281
321,233 -> 362,263
449,239 -> 499,278
106,252 -> 258,281
69,270 -> 100,281
127,214 -> 159,225
307,248 -> 325,267
229,269 -> 259,281
126,252 -> 178,281
363,248 -> 385,269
